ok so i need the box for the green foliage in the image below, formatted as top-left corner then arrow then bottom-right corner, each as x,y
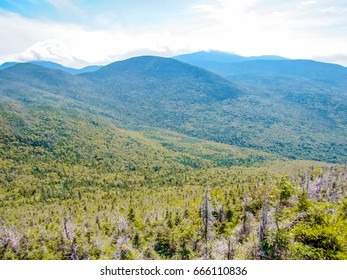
1,156 -> 345,260
291,207 -> 347,260
0,62 -> 346,259
277,177 -> 294,202
297,192 -> 310,212
154,231 -> 177,258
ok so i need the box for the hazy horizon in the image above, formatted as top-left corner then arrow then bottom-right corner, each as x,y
1,0 -> 347,67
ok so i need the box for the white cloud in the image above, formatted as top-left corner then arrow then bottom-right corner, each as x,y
1,1 -> 347,67
0,9 -> 194,67
13,39 -> 77,63
313,54 -> 347,66
181,0 -> 347,63
300,0 -> 317,5
0,10 -> 81,61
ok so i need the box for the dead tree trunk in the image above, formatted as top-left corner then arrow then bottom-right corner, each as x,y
258,200 -> 268,259
201,186 -> 214,259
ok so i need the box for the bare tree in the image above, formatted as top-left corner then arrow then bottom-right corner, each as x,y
258,200 -> 268,259
63,218 -> 79,260
200,186 -> 215,259
201,186 -> 214,240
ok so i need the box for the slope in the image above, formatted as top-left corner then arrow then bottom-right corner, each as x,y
82,56 -> 347,163
197,59 -> 347,89
1,57 -> 346,163
0,87 -> 276,182
80,55 -> 244,129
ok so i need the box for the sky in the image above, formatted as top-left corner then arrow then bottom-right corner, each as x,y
0,0 -> 346,68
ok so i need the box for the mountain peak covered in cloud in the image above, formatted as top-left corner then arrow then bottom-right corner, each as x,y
12,39 -> 78,66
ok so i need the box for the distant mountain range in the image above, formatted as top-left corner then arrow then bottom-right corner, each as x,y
1,54 -> 346,163
1,50 -> 346,82
0,60 -> 102,74
174,51 -> 347,89
174,50 -> 287,64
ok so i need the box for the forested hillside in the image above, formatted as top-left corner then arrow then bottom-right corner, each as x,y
0,55 -> 346,260
1,57 -> 346,163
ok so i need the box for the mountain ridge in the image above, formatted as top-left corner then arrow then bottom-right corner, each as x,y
0,55 -> 346,163
173,52 -> 347,90
0,60 -> 102,74
173,50 -> 288,63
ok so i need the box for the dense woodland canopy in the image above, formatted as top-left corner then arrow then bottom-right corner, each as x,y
0,54 -> 346,259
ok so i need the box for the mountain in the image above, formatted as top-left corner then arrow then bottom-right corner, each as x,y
0,63 -> 97,103
0,62 -> 17,69
190,59 -> 347,89
174,51 -> 347,89
0,61 -> 102,74
174,51 -> 287,69
79,55 -> 245,132
30,61 -> 80,74
1,56 -> 346,163
29,61 -> 102,74
0,57 -> 244,129
83,55 -> 242,100
172,54 -> 347,163
82,56 -> 346,163
174,51 -> 287,63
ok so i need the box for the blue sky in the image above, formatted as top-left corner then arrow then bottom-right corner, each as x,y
0,0 -> 346,67
0,0 -> 197,27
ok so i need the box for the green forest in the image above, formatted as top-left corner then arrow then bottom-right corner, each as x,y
0,55 -> 346,260
1,100 -> 346,260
